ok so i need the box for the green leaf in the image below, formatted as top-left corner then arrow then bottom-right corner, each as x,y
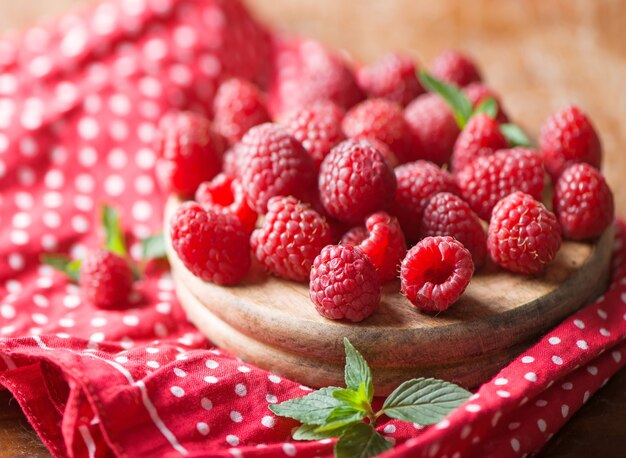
473,97 -> 498,119
141,233 -> 167,260
315,406 -> 366,432
334,423 -> 392,458
500,123 -> 534,147
418,71 -> 473,128
332,385 -> 369,411
343,338 -> 374,402
102,205 -> 127,257
269,387 -> 343,425
41,255 -> 81,283
292,424 -> 346,441
381,377 -> 471,425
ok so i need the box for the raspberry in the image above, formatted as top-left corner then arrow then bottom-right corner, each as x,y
450,113 -> 508,174
251,196 -> 332,282
553,164 -> 614,240
79,249 -> 134,310
155,111 -> 225,196
239,123 -> 316,213
195,173 -> 258,232
400,236 -> 474,313
280,102 -> 346,168
356,53 -> 424,106
319,139 -> 397,225
463,83 -> 509,123
487,192 -> 562,274
213,78 -> 270,145
310,244 -> 381,322
430,50 -> 481,87
391,161 -> 458,241
342,98 -> 415,164
456,147 -> 545,221
404,93 -> 460,166
222,144 -> 244,177
421,193 -> 487,268
170,202 -> 250,285
539,105 -> 602,180
342,212 -> 407,282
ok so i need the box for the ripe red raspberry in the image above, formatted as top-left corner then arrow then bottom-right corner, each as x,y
310,244 -> 381,322
421,193 -> 487,268
400,236 -> 474,313
539,105 -> 602,180
195,173 -> 258,232
404,93 -> 460,166
456,147 -> 545,221
80,249 -> 134,310
356,53 -> 424,106
213,78 -> 270,145
239,123 -> 316,213
342,212 -> 407,282
342,98 -> 415,164
170,202 -> 250,285
155,111 -> 225,196
280,102 -> 345,168
553,163 -> 614,240
487,192 -> 562,274
391,161 -> 459,241
463,82 -> 509,123
251,196 -> 332,282
450,113 -> 508,174
222,144 -> 244,177
319,139 -> 397,225
430,50 -> 482,87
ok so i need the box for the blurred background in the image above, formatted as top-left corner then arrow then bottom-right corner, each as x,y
1,0 -> 625,213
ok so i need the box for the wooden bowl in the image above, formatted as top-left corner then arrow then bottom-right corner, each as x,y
165,195 -> 614,394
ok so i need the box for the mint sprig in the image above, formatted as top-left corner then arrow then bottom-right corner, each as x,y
41,255 -> 82,282
499,123 -> 534,147
141,232 -> 167,260
269,338 -> 471,458
102,205 -> 127,257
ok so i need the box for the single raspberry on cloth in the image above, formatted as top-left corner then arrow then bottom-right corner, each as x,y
430,50 -> 482,87
450,113 -> 508,174
421,192 -> 487,268
456,147 -> 545,221
154,111 -> 226,197
404,93 -> 460,166
488,192 -> 562,274
280,101 -> 346,168
170,201 -> 251,285
310,244 -> 381,322
400,236 -> 474,313
356,52 -> 425,106
463,82 -> 509,123
391,160 -> 459,241
79,249 -> 134,310
213,78 -> 270,145
238,123 -> 316,213
342,212 -> 407,282
319,139 -> 397,225
553,163 -> 614,240
539,105 -> 602,180
342,98 -> 416,164
251,196 -> 332,282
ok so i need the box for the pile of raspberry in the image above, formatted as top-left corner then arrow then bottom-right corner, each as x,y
162,44 -> 614,323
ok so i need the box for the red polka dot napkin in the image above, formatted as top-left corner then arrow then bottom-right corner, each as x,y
0,1 -> 625,457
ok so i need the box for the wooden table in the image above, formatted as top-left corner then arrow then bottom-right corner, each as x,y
1,0 -> 625,457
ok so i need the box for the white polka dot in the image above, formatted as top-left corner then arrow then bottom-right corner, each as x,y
204,376 -> 218,383
597,309 -> 608,319
10,230 -> 29,245
123,315 -> 140,327
0,74 -> 17,94
107,148 -> 128,169
120,337 -> 134,349
196,422 -> 209,435
42,211 -> 61,229
576,340 -> 588,350
104,175 -> 125,196
226,435 -> 239,446
74,195 -> 94,212
460,424 -> 472,439
146,347 -> 159,354
63,295 -> 81,309
261,415 -> 275,428
561,405 -> 569,417
573,319 -> 585,329
230,411 -> 243,423
206,359 -> 219,369
524,372 -> 537,382
78,117 -> 100,140
137,123 -> 156,144
169,64 -> 193,86
109,94 -> 131,116
521,356 -> 534,364
548,337 -> 561,345
147,360 -> 160,368
33,295 -> 48,308
587,366 -> 598,376
109,120 -> 129,141
238,366 -> 251,373
156,302 -> 171,314
89,332 -> 105,343
266,394 -> 278,403
508,422 -> 520,430
20,137 -> 37,157
21,98 -> 44,130
71,215 -> 90,234
132,200 -> 152,221
229,449 -> 243,458
44,169 -> 64,189
12,212 -> 32,229
552,355 -> 563,365
79,146 -> 98,167
174,368 -> 186,377
115,356 -> 128,364
144,38 -> 167,61
612,351 -> 622,363
465,404 -> 481,413
154,322 -> 168,338
170,386 -> 184,397
91,317 -> 108,327
75,173 -> 96,193
8,253 -> 25,271
174,25 -> 197,48
139,77 -> 162,98
61,25 -> 87,57
494,378 -> 508,386
41,234 -> 58,251
235,383 -> 247,397
1,325 -> 15,335
198,398 -> 212,412
496,390 -> 511,398
268,375 -> 281,384
282,444 -> 296,457
510,438 -> 520,452
600,328 -> 610,337
134,175 -> 155,195
562,382 -> 573,391
0,304 -> 16,319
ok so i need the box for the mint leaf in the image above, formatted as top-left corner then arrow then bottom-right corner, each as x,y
334,423 -> 392,458
293,424 -> 346,441
102,205 -> 127,257
500,123 -> 534,147
316,406 -> 366,432
381,378 -> 471,425
332,385 -> 370,411
41,255 -> 81,282
142,233 -> 167,260
418,71 -> 473,128
343,338 -> 374,402
269,387 -> 343,425
473,97 -> 498,119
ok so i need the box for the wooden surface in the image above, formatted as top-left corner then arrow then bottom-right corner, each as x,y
1,0 -> 626,457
